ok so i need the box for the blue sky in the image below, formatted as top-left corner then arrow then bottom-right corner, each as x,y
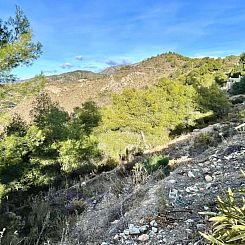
0,0 -> 245,79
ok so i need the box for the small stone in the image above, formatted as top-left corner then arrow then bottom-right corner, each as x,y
186,186 -> 198,193
169,189 -> 178,199
139,225 -> 148,232
203,167 -> 209,173
206,183 -> 212,189
111,219 -> 119,224
168,179 -> 176,184
124,229 -> 130,235
188,171 -> 195,178
152,227 -> 158,233
186,219 -> 194,224
139,218 -> 145,224
205,175 -> 213,182
138,234 -> 149,242
128,224 -> 140,235
113,234 -> 119,240
150,220 -> 158,227
101,243 -> 109,245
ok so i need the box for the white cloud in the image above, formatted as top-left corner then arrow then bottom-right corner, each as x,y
75,55 -> 83,61
59,62 -> 74,69
105,59 -> 131,66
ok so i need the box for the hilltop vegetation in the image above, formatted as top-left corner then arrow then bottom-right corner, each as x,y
0,52 -> 238,131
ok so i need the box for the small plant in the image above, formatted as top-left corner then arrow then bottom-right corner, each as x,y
195,132 -> 211,145
131,162 -> 149,185
131,155 -> 170,185
97,157 -> 118,173
110,178 -> 125,197
142,155 -> 170,174
200,171 -> 245,244
70,199 -> 86,214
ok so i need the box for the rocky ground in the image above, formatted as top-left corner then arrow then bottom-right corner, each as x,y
56,122 -> 245,245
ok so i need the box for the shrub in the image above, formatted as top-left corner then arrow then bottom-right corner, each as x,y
57,136 -> 100,174
230,77 -> 245,95
31,92 -> 69,144
4,114 -> 27,137
200,173 -> 245,244
197,84 -> 231,118
141,155 -> 170,174
131,155 -> 170,185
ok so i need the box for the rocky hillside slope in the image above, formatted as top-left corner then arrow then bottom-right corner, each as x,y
49,107 -> 245,245
0,53 -> 238,127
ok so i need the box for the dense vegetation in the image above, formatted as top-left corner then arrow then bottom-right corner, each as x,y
0,93 -> 103,244
98,74 -> 231,158
1,6 -> 245,245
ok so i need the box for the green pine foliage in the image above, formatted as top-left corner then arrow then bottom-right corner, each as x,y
0,6 -> 42,83
98,76 -> 231,157
197,84 -> 231,117
0,93 -> 102,200
230,77 -> 245,95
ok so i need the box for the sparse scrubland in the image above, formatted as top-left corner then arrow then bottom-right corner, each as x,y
1,7 -> 245,245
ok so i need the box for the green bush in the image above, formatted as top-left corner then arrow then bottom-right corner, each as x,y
131,155 -> 170,185
57,136 -> 100,174
4,114 -> 27,137
200,174 -> 245,244
141,155 -> 170,174
197,84 -> 231,117
230,77 -> 245,95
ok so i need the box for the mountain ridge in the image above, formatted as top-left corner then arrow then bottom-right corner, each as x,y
0,52 -> 240,130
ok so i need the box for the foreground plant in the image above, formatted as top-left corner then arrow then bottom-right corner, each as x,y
200,171 -> 245,244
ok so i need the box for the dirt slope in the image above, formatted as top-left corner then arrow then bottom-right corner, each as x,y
50,118 -> 244,245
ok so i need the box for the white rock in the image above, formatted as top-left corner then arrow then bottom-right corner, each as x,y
205,175 -> 213,182
138,234 -> 149,242
150,220 -> 158,227
202,167 -> 209,173
169,189 -> 178,200
113,234 -> 119,240
128,224 -> 140,235
139,225 -> 148,232
186,219 -> 194,224
111,219 -> 119,224
188,171 -> 195,178
168,179 -> 176,184
101,243 -> 109,245
186,186 -> 198,193
124,229 -> 130,235
204,206 -> 209,210
152,227 -> 158,233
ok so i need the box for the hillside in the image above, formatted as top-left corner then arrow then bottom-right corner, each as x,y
59,117 -> 245,245
0,51 -> 245,245
0,53 -> 239,130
